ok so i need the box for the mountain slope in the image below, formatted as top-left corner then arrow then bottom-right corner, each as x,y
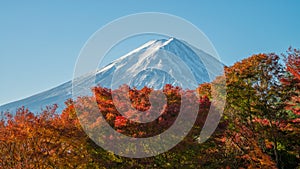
0,38 -> 223,114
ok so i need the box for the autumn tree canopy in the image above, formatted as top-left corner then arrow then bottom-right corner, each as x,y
0,48 -> 299,168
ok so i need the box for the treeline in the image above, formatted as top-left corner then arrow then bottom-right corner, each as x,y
0,48 -> 299,168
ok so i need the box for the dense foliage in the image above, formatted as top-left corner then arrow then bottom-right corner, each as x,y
0,48 -> 299,168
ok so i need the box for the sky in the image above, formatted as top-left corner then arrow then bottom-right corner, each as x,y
1,0 -> 300,105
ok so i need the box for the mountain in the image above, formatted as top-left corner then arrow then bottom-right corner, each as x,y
0,38 -> 223,115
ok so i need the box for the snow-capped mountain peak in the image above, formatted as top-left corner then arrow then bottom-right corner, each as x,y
0,37 -> 223,114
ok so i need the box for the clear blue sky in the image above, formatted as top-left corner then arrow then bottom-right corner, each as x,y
1,1 -> 300,105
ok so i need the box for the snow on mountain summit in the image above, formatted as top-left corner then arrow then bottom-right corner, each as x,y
95,37 -> 212,90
